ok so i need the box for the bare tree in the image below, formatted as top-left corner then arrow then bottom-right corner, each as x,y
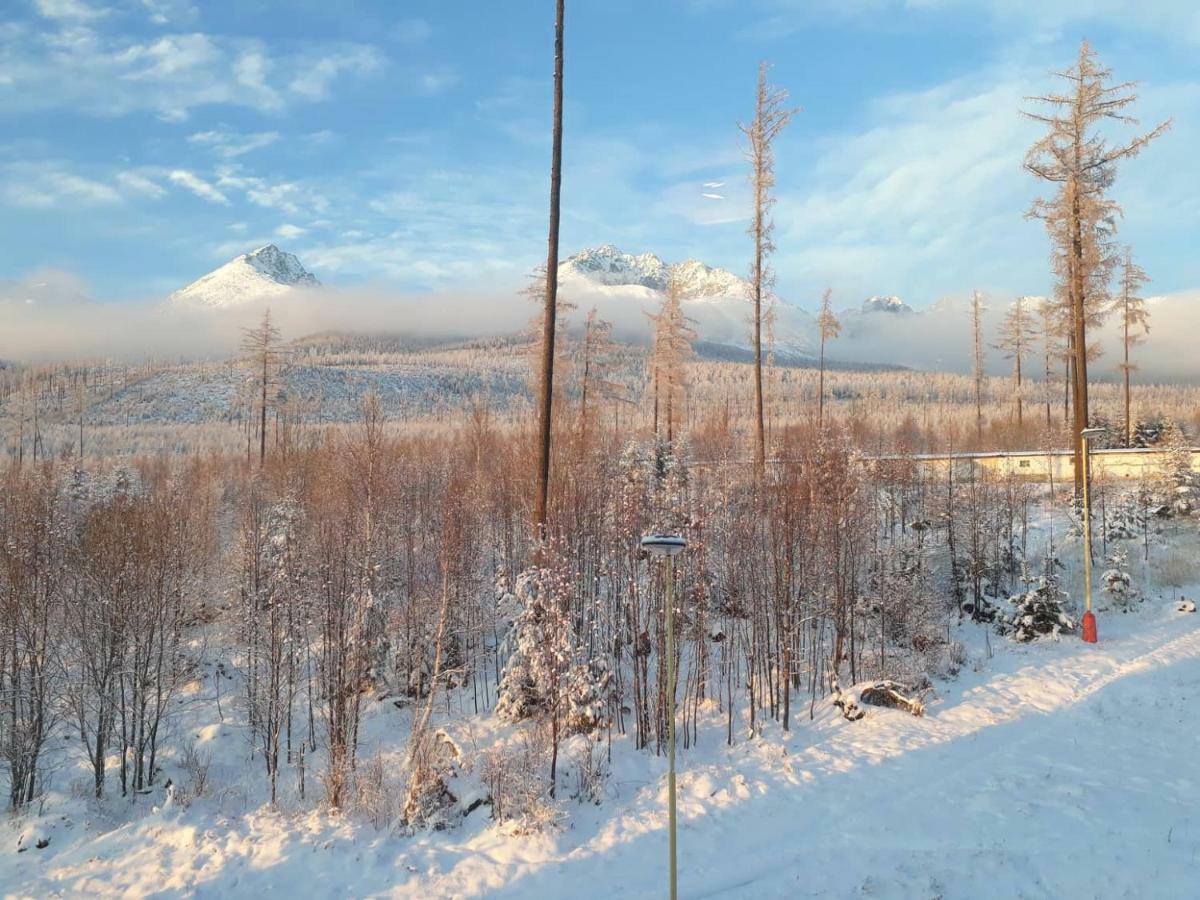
577,308 -> 616,445
240,309 -> 285,467
1024,40 -> 1170,496
1036,297 -> 1063,430
970,290 -> 987,443
1115,247 -> 1150,447
0,468 -> 63,809
994,296 -> 1035,428
649,277 -> 697,443
534,0 -> 566,540
739,61 -> 797,475
816,288 -> 841,429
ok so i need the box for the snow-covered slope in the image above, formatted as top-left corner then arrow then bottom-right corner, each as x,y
168,245 -> 319,309
558,245 -> 816,356
558,245 -> 747,300
5,574 -> 1199,897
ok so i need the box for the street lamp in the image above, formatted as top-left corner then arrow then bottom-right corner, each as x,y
1080,426 -> 1106,644
640,532 -> 687,900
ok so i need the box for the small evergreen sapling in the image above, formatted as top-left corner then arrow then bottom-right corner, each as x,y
1101,548 -> 1140,612
1001,575 -> 1075,642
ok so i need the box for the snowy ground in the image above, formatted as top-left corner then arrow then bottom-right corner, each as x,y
4,505 -> 1200,899
5,595 -> 1199,899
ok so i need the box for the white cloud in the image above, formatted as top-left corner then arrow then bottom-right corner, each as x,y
34,0 -> 109,21
288,46 -> 383,100
275,223 -> 306,239
731,0 -> 1200,45
167,169 -> 229,205
416,69 -> 459,95
116,170 -> 166,199
188,129 -> 280,158
207,165 -> 330,218
0,24 -> 381,118
231,48 -> 282,111
0,161 -> 121,207
139,0 -> 198,26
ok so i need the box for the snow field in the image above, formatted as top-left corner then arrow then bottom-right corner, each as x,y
4,589 -> 1199,899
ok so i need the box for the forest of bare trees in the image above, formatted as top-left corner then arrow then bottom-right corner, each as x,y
0,33 -> 1192,842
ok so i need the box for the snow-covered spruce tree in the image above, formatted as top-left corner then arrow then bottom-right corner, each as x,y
1101,548 -> 1139,612
495,542 -> 578,798
1106,489 -> 1146,540
496,550 -> 614,742
1001,575 -> 1075,642
1156,421 -> 1197,516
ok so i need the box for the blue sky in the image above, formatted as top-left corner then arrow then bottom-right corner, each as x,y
0,0 -> 1196,309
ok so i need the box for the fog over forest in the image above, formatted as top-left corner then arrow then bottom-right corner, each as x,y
4,267 -> 1197,382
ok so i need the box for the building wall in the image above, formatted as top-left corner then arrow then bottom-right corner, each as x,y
900,448 -> 1200,483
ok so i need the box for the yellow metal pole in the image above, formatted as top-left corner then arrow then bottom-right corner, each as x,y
1081,432 -> 1098,642
666,554 -> 678,900
1081,433 -> 1093,612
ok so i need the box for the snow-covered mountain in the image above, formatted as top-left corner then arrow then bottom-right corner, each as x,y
861,295 -> 914,315
169,245 -> 319,309
557,245 -> 817,356
559,245 -> 747,300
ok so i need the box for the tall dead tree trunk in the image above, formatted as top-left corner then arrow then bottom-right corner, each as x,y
1024,41 -> 1169,500
739,62 -> 796,477
970,290 -> 986,444
533,0 -> 565,540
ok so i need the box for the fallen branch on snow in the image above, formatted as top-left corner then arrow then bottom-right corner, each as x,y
860,680 -> 926,717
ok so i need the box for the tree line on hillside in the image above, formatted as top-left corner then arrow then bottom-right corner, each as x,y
3,397 -> 1195,820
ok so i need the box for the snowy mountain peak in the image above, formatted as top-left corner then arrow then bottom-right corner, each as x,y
559,245 -> 670,290
670,258 -> 747,300
862,295 -> 913,315
558,245 -> 746,299
169,245 -> 319,309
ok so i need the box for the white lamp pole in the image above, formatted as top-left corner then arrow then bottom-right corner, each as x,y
1080,426 -> 1106,643
641,532 -> 687,900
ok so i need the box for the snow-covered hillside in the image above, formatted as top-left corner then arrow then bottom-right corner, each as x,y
4,512 -> 1199,899
168,245 -> 319,309
5,605 -> 1199,897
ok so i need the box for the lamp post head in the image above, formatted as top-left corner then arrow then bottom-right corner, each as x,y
641,533 -> 687,557
1081,427 -> 1106,439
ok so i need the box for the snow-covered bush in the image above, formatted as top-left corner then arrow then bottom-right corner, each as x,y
563,657 -> 614,736
178,741 -> 212,805
564,733 -> 608,805
354,751 -> 404,831
1106,491 -> 1146,540
1153,547 -> 1200,593
478,729 -> 561,834
927,640 -> 968,679
402,730 -> 465,832
1000,576 -> 1075,642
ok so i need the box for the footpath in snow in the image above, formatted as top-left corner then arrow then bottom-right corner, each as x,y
4,602 -> 1199,899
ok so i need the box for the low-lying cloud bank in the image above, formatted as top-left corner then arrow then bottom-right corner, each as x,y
825,290 -> 1200,383
0,270 -> 531,362
2,269 -> 1197,383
